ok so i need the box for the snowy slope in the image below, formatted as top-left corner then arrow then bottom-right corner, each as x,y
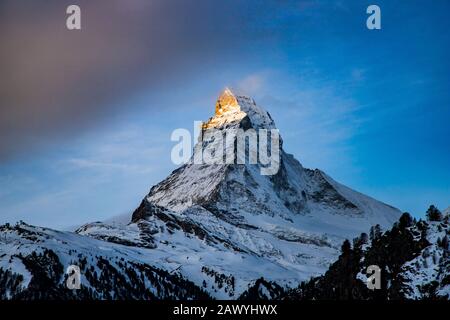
400,219 -> 450,299
283,210 -> 449,300
444,206 -> 450,216
0,222 -> 210,299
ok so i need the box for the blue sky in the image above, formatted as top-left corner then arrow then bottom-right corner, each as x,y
0,0 -> 449,228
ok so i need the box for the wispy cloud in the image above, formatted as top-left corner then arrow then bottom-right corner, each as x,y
236,72 -> 269,96
0,123 -> 174,227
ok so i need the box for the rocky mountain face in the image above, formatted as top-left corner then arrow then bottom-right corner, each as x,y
133,89 -> 400,228
1,89 -> 426,300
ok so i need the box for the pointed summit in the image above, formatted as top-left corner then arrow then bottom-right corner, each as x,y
205,88 -> 276,130
215,87 -> 240,116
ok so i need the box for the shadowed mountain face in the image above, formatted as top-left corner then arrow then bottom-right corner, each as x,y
0,90 -> 405,299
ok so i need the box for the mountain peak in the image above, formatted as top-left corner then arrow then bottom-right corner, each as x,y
205,88 -> 275,130
215,87 -> 240,117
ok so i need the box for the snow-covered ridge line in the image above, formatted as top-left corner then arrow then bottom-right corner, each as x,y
0,222 -> 211,299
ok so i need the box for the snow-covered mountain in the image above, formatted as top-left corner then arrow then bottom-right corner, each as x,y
0,222 -> 210,299
137,89 -> 399,229
1,89 -> 406,299
76,89 -> 401,297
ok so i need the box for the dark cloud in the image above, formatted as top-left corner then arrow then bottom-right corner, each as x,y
0,0 -> 314,161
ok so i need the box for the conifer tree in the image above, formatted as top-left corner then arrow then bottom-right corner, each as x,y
426,205 -> 442,222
